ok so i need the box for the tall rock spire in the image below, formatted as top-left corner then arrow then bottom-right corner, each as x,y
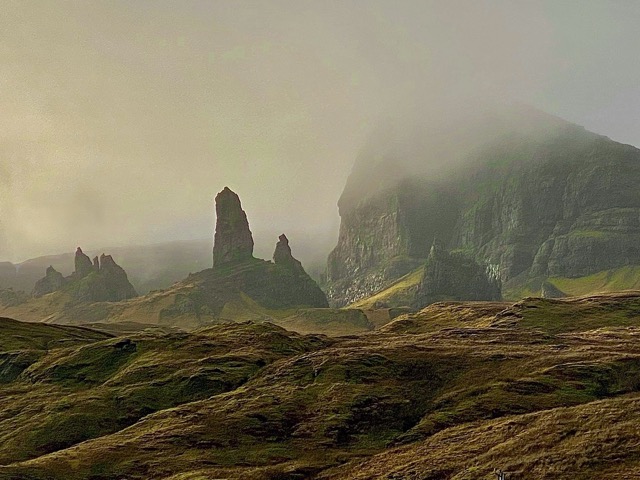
74,247 -> 94,279
213,187 -> 254,267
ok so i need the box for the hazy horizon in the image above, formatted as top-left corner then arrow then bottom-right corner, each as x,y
3,1 -> 640,263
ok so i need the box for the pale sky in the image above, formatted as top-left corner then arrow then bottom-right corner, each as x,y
2,1 -> 640,262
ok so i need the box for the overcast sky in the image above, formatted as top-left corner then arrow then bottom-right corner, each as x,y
2,0 -> 640,262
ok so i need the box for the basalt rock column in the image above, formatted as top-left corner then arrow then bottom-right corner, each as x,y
213,187 -> 254,267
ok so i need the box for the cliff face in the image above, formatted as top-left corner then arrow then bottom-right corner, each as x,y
327,106 -> 640,306
413,241 -> 501,307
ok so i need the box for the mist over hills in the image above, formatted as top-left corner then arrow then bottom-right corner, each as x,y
4,2 -> 640,479
327,104 -> 640,306
0,230 -> 332,296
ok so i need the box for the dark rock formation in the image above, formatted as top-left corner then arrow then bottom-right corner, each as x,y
161,201 -> 329,322
327,105 -> 640,306
32,266 -> 67,298
74,254 -> 137,303
271,234 -> 328,307
273,234 -> 304,273
412,240 -> 501,308
541,281 -> 566,299
100,254 -> 138,302
213,187 -> 254,267
74,247 -> 94,279
32,248 -> 137,303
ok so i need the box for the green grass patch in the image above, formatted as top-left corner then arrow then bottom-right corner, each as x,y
350,266 -> 424,309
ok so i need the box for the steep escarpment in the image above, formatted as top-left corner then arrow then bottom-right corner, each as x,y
327,105 -> 640,306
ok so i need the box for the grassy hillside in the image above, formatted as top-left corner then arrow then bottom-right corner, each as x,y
503,265 -> 640,300
0,231 -> 330,331
349,266 -> 423,309
0,283 -> 376,336
348,263 -> 640,307
1,292 -> 640,478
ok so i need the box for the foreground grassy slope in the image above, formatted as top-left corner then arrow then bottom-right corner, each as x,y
0,320 -> 329,467
1,292 -> 640,478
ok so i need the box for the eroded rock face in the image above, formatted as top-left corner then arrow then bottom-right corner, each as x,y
213,187 -> 254,267
541,281 -> 566,299
32,266 -> 67,298
412,240 -> 501,308
94,254 -> 137,302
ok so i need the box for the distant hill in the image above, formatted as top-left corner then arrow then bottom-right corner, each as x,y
1,230 -> 332,297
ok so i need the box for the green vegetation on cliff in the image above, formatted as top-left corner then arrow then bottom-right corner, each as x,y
327,105 -> 640,308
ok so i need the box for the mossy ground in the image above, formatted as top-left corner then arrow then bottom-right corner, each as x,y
1,292 -> 640,478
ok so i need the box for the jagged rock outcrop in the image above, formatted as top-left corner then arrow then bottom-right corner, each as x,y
159,193 -> 329,323
412,240 -> 501,308
74,247 -> 94,279
74,254 -> 137,303
327,105 -> 640,306
213,187 -> 254,267
32,266 -> 67,298
270,234 -> 328,307
32,249 -> 137,303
